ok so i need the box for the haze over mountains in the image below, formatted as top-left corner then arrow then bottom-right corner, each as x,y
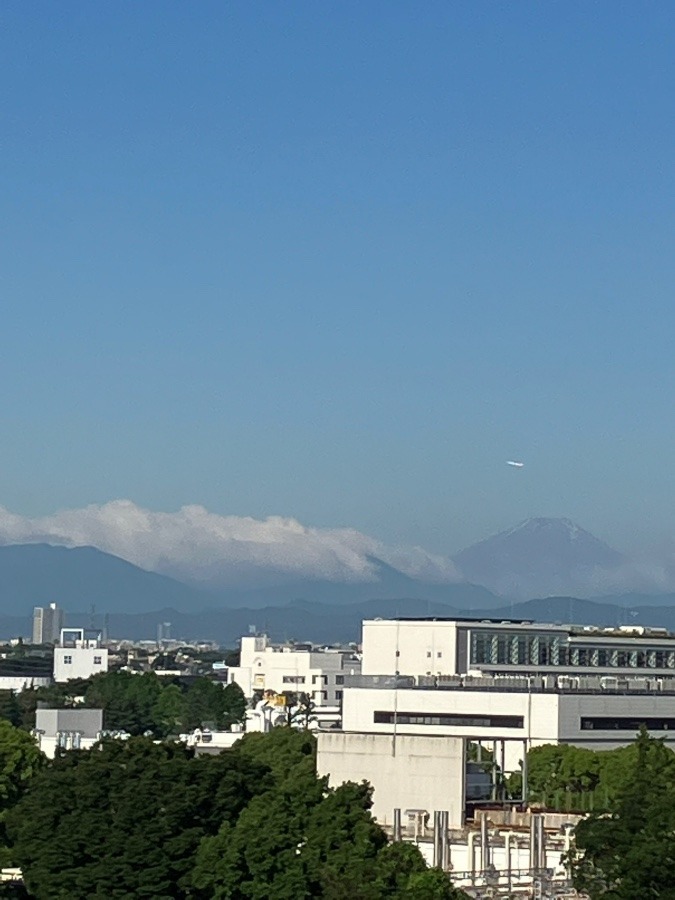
1,501 -> 675,642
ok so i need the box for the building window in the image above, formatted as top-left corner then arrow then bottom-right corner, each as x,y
426,651 -> 432,658
374,711 -> 524,729
437,652 -> 442,658
94,656 -> 102,665
63,655 -> 72,665
282,676 -> 305,684
335,675 -> 344,685
336,691 -> 343,701
581,717 -> 675,731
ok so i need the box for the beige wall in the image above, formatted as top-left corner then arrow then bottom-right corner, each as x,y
361,620 -> 459,677
317,731 -> 466,827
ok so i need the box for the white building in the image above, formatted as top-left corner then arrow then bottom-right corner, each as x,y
227,634 -> 360,706
32,603 -> 64,645
362,616 -> 675,678
317,617 -> 675,831
33,708 -> 104,757
53,628 -> 109,683
341,673 -> 675,760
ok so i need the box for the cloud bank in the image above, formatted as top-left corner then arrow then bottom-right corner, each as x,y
0,501 -> 462,588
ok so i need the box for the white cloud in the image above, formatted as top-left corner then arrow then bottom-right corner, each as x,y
0,500 -> 462,588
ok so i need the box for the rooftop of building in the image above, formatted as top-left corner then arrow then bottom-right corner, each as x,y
365,617 -> 675,640
346,672 -> 675,696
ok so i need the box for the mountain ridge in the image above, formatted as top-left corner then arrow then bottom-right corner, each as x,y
453,516 -> 627,599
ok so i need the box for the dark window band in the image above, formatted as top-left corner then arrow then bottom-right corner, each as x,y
581,717 -> 675,731
374,711 -> 524,729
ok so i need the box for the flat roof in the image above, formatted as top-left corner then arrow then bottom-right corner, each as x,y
367,617 -> 535,625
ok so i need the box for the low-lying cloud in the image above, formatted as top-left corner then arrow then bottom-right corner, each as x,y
0,500 -> 462,588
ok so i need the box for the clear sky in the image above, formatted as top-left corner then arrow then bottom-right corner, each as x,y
2,1 -> 675,556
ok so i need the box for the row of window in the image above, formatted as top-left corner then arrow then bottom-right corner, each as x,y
372,711 -> 675,733
62,655 -> 103,665
311,690 -> 344,701
373,711 -> 524,729
580,717 -> 675,731
281,674 -> 345,685
471,632 -> 675,670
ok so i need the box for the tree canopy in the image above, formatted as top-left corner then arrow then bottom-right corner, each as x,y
7,737 -> 269,899
570,729 -> 675,899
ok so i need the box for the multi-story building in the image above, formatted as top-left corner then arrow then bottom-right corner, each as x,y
362,616 -> 675,679
53,628 -> 109,683
227,634 -> 361,706
32,603 -> 64,645
317,616 -> 675,835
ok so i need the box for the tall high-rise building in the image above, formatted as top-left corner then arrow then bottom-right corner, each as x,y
32,603 -> 65,645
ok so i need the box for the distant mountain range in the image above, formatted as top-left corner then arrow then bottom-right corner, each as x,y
1,515 -> 675,645
2,594 -> 674,646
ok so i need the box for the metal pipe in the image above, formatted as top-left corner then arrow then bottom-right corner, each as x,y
521,739 -> 529,805
537,814 -> 546,870
467,831 -> 477,883
529,814 -> 538,873
502,830 -> 513,891
480,814 -> 490,872
393,808 -> 401,842
440,810 -> 449,871
433,811 -> 442,868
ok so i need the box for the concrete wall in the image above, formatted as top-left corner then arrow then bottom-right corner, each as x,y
361,621 -> 459,677
340,686 -> 560,771
36,708 -> 103,738
54,647 -> 109,682
316,731 -> 466,827
557,691 -> 675,749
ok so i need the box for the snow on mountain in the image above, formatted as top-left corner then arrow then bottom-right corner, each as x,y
453,517 -> 628,599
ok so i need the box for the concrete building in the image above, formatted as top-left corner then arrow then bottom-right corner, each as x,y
341,672 -> 675,763
53,628 -> 109,683
227,634 -> 361,706
319,617 -> 675,825
362,616 -> 675,679
32,603 -> 64,645
33,708 -> 104,757
318,731 -> 466,825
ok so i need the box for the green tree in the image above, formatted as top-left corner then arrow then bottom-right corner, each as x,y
152,683 -> 187,737
84,670 -> 163,735
571,729 -> 675,899
235,726 -> 317,783
222,681 -> 247,728
8,737 -> 268,899
0,721 -> 46,866
0,694 -> 21,729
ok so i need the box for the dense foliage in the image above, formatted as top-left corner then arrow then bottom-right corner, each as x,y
15,671 -> 247,737
510,738 -> 670,812
7,738 -> 267,898
0,724 -> 466,899
569,729 -> 675,899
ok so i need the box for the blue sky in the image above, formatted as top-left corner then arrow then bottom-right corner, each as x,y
2,1 -> 675,555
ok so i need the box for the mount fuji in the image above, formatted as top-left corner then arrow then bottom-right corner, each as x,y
453,517 -> 628,600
